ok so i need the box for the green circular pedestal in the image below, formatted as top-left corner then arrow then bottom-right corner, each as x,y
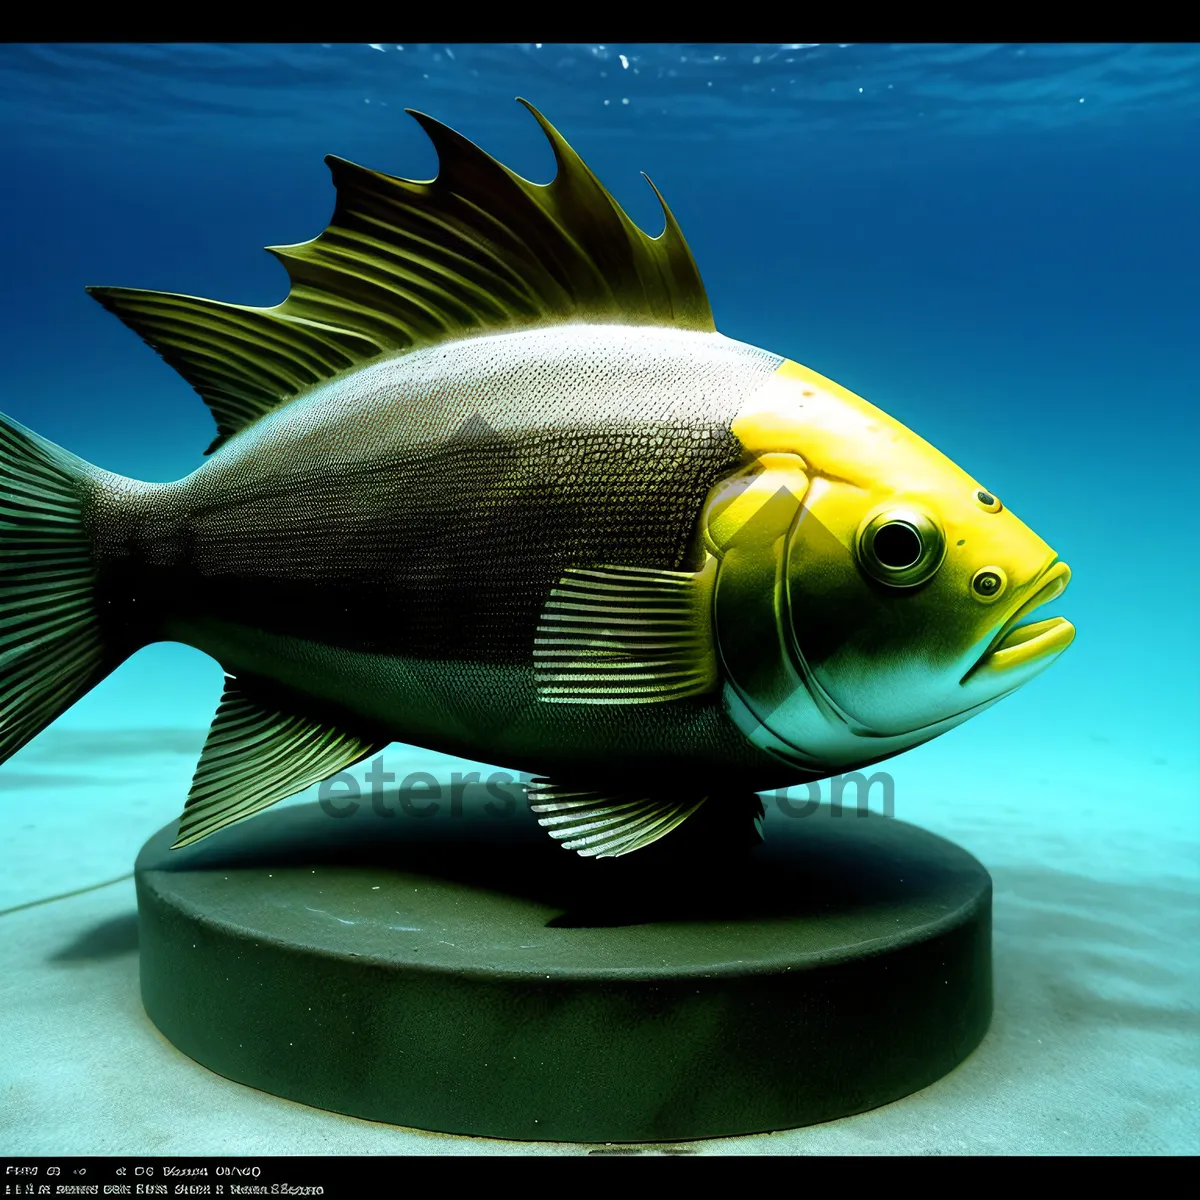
134,788 -> 992,1142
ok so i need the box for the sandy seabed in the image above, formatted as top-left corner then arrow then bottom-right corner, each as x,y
1,743 -> 1197,1156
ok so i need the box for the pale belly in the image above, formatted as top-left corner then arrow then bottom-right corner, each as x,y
169,616 -> 790,790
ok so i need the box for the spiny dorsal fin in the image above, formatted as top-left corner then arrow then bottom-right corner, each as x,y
172,675 -> 387,849
86,98 -> 714,455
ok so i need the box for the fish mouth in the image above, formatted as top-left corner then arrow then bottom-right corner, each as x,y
962,561 -> 1074,683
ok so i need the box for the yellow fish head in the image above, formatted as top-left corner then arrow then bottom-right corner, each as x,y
716,359 -> 1075,767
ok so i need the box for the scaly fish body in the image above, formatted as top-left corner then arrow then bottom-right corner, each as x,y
99,325 -> 783,786
0,101 -> 1075,857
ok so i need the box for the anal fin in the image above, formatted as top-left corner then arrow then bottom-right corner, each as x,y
172,675 -> 387,849
527,777 -> 707,858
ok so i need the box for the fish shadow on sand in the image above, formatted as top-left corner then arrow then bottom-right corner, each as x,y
50,912 -> 139,963
141,786 -> 977,931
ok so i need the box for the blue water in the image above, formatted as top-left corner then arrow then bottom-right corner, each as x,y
1,42 -> 1197,877
2,41 -> 1199,1159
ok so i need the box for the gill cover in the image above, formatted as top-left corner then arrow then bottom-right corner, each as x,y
702,453 -> 838,772
701,448 -> 984,774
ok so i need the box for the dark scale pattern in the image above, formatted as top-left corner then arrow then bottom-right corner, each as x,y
85,326 -> 792,782
102,326 -> 780,670
171,417 -> 742,665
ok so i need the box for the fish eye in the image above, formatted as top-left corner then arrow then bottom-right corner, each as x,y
976,489 -> 1002,513
874,522 -> 922,568
971,566 -> 1008,602
856,508 -> 946,588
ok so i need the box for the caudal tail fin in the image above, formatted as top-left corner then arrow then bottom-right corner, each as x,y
0,412 -> 126,765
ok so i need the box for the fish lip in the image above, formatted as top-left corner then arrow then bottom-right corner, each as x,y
961,559 -> 1074,684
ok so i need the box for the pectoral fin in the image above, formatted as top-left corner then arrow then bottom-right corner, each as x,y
534,563 -> 717,705
172,676 -> 387,849
527,778 -> 707,857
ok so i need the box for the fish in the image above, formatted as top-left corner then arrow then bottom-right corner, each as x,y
0,99 -> 1074,859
